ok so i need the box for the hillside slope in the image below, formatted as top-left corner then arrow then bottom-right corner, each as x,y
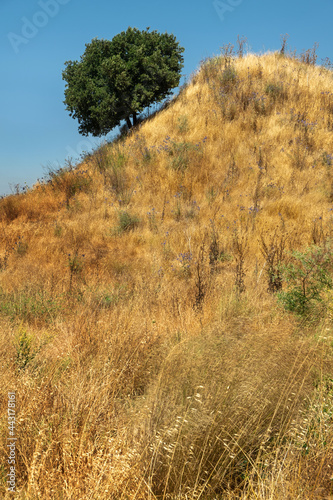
0,50 -> 333,499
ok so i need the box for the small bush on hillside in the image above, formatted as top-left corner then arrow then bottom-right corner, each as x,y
93,146 -> 110,179
116,210 -> 140,233
201,56 -> 221,82
277,243 -> 333,320
236,35 -> 247,58
299,42 -> 319,66
0,195 -> 21,222
259,230 -> 288,293
15,328 -> 36,371
220,65 -> 238,89
177,115 -> 189,134
106,149 -> 127,194
265,82 -> 285,101
167,141 -> 201,172
220,42 -> 235,64
45,161 -> 92,207
280,33 -> 290,56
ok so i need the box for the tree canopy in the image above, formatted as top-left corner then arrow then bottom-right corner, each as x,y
62,27 -> 184,136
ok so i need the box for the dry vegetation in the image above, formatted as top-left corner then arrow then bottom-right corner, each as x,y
1,42 -> 333,499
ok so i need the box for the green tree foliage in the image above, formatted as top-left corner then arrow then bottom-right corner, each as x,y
62,27 -> 184,136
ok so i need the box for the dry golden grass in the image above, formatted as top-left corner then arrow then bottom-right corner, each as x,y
1,49 -> 333,498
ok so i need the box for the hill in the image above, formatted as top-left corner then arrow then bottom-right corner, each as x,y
1,48 -> 333,499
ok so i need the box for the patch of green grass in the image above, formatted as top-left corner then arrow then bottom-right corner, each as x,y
0,288 -> 62,324
167,141 -> 201,173
177,115 -> 189,134
265,82 -> 285,101
115,210 -> 140,233
92,285 -> 128,308
15,328 -> 37,371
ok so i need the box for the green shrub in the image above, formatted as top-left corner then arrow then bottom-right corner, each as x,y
177,115 -> 189,134
220,65 -> 237,88
265,82 -> 284,101
116,210 -> 140,233
167,141 -> 200,173
277,244 -> 333,320
15,329 -> 36,371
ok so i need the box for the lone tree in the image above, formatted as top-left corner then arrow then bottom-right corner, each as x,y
62,27 -> 184,136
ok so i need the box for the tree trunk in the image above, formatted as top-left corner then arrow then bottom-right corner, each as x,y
133,112 -> 137,126
126,116 -> 132,129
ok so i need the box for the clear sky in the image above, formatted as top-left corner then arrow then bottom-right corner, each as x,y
1,0 -> 332,197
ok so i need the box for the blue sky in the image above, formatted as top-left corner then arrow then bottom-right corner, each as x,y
1,0 -> 332,197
